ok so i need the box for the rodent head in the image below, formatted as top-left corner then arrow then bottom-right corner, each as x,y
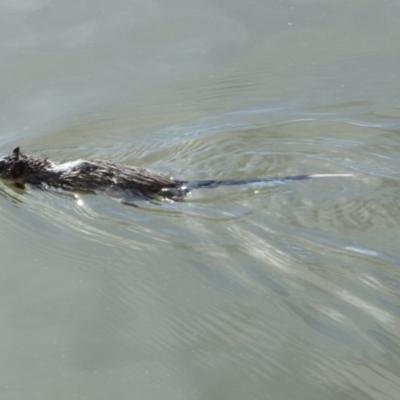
0,147 -> 26,180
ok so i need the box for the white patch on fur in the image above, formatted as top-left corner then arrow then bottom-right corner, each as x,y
51,160 -> 85,172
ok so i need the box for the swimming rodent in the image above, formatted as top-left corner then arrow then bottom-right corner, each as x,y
0,147 -> 352,201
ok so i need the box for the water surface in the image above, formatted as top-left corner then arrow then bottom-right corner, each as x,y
1,1 -> 400,399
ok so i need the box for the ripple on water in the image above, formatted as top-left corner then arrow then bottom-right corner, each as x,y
2,117 -> 400,395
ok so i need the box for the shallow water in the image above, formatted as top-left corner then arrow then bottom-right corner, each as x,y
1,1 -> 400,399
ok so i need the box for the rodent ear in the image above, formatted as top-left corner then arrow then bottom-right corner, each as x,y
13,147 -> 20,158
10,160 -> 24,178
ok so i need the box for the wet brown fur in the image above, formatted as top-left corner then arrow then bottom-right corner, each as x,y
0,147 -> 186,199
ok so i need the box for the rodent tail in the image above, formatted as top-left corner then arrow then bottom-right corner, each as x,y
184,173 -> 353,190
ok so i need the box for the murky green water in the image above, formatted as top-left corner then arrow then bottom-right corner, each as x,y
1,1 -> 400,399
